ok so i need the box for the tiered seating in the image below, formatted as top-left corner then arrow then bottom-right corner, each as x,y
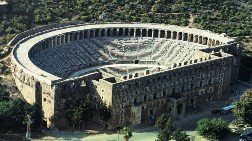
31,37 -> 208,78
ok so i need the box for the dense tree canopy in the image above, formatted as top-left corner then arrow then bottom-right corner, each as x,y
64,96 -> 91,128
233,89 -> 252,125
196,118 -> 230,140
0,98 -> 42,131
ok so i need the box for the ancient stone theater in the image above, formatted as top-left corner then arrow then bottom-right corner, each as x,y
9,22 -> 241,129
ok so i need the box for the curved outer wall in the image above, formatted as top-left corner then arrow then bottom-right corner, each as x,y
10,23 -> 241,129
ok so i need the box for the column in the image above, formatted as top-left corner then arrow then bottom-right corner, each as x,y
171,31 -> 174,40
62,36 -> 66,44
116,28 -> 119,36
207,39 -> 212,46
158,30 -> 160,38
98,29 -> 101,37
165,30 -> 168,38
54,37 -> 57,46
122,28 -> 125,36
140,29 -> 142,37
110,29 -> 113,37
87,30 -> 90,38
81,31 -> 84,39
59,36 -> 61,45
67,34 -> 70,42
198,37 -> 201,44
77,32 -> 80,40
105,29 -> 107,37
193,36 -> 198,43
176,32 -> 179,40
152,29 -> 154,38
134,29 -> 136,37
51,38 -> 54,47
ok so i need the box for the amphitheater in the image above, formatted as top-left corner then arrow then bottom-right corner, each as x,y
9,23 -> 241,129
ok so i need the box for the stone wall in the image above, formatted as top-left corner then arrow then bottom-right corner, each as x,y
10,23 -> 240,129
103,53 -> 233,128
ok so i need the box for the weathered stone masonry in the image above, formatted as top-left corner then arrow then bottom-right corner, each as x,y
10,23 -> 241,129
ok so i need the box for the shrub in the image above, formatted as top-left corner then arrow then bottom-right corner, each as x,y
196,118 -> 230,140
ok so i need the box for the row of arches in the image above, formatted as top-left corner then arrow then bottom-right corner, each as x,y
29,28 -> 222,58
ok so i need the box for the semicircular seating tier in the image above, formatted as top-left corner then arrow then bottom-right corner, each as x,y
12,23 -> 234,81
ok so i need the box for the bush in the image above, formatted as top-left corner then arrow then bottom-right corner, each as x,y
196,118 -> 230,140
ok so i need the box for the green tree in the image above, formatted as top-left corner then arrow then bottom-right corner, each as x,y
155,114 -> 174,141
99,102 -> 111,127
65,96 -> 91,129
155,114 -> 189,141
233,89 -> 252,125
120,126 -> 133,141
0,98 -> 42,131
172,128 -> 189,141
196,118 -> 230,140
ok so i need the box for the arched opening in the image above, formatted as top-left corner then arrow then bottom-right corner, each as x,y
142,29 -> 147,37
216,40 -> 220,45
125,28 -> 129,36
64,34 -> 68,43
212,39 -> 215,46
101,29 -> 105,37
134,73 -> 138,77
69,32 -> 74,41
84,30 -> 88,38
112,28 -> 117,36
95,29 -> 99,37
183,33 -> 188,41
177,103 -> 183,115
198,36 -> 202,44
148,29 -> 152,37
146,70 -> 150,75
61,36 -> 64,44
107,28 -> 112,37
194,35 -> 198,43
42,41 -> 46,49
119,28 -> 123,36
172,32 -> 177,39
203,37 -> 208,45
134,98 -> 137,105
153,29 -> 158,38
189,34 -> 193,42
136,28 -> 141,37
153,93 -> 157,99
208,39 -> 212,46
73,32 -> 78,40
123,76 -> 127,80
178,32 -> 182,40
166,31 -> 171,39
130,29 -> 134,36
129,74 -> 133,79
90,30 -> 94,38
160,30 -> 165,38
144,95 -> 147,101
57,36 -> 61,45
80,31 -> 84,39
